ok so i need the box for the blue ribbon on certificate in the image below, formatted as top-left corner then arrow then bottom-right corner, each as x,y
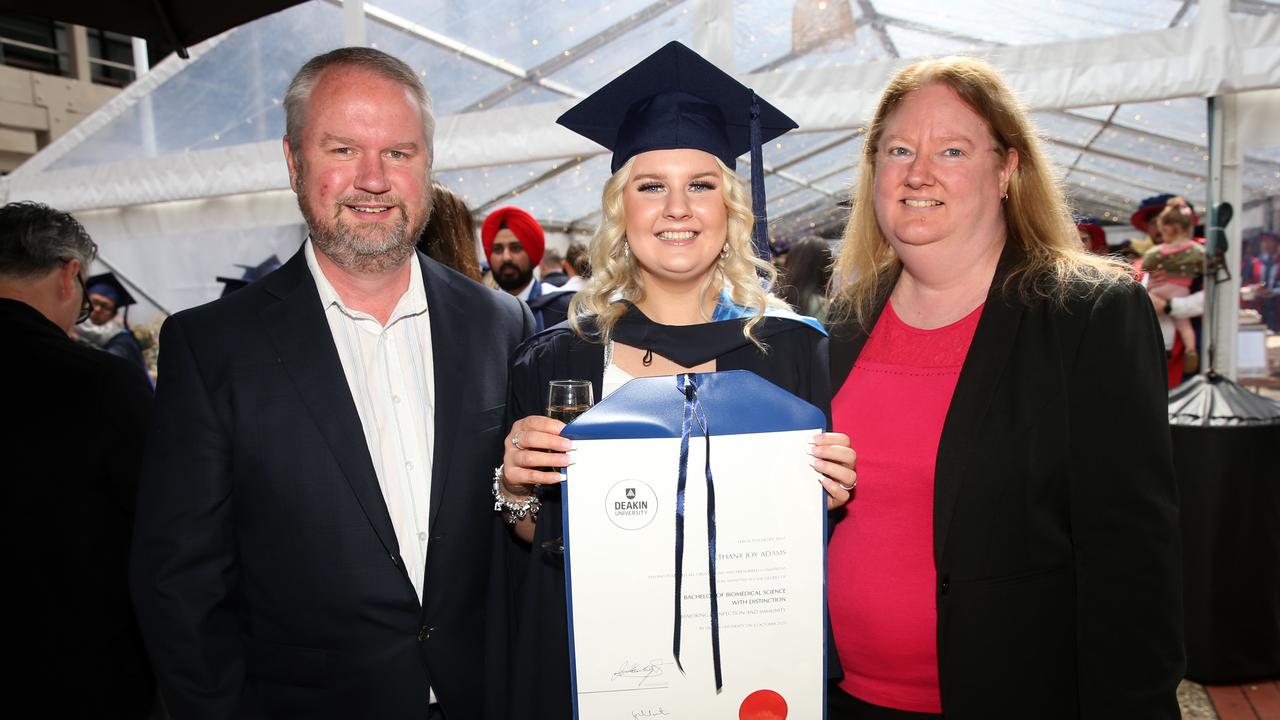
673,374 -> 722,691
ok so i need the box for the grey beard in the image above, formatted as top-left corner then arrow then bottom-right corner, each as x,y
297,184 -> 432,276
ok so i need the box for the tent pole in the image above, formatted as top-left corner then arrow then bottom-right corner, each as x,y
1205,94 -> 1243,380
344,0 -> 367,47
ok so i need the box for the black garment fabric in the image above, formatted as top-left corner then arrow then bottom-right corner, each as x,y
827,246 -> 1184,718
500,311 -> 832,719
103,326 -> 148,377
131,251 -> 533,720
1175,424 -> 1280,683
828,684 -> 943,720
540,270 -> 568,287
527,289 -> 575,331
2,298 -> 156,717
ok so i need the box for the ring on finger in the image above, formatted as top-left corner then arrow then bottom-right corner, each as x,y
511,430 -> 524,450
838,481 -> 856,491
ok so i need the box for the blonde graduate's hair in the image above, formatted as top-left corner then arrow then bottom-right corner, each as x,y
832,55 -> 1130,329
568,155 -> 787,348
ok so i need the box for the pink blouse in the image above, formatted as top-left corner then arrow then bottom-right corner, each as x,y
828,300 -> 983,713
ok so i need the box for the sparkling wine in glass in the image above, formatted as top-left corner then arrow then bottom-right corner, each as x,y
547,379 -> 593,424
543,380 -> 592,557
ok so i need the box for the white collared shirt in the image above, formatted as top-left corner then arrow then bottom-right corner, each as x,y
304,240 -> 436,603
514,279 -> 546,302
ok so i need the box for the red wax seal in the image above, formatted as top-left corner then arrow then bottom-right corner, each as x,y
739,689 -> 787,720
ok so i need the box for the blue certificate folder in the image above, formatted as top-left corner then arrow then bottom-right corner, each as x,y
560,370 -> 829,719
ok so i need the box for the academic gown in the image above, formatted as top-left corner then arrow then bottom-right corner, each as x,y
500,306 -> 835,719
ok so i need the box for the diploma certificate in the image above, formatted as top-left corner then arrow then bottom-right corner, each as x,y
562,372 -> 827,719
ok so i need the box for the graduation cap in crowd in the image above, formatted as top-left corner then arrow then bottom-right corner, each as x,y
217,255 -> 282,297
86,272 -> 137,322
556,41 -> 798,260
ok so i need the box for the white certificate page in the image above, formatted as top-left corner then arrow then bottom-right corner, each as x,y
563,428 -> 826,720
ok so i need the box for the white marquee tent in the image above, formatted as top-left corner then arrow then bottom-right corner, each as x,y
2,0 -> 1279,374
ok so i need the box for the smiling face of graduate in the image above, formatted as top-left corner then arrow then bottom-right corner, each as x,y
622,148 -> 729,294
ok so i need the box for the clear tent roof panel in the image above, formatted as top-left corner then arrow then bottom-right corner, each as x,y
46,2 -> 346,171
785,135 -> 862,175
374,0 -> 661,71
1071,155 -> 1207,204
525,2 -> 695,92
481,153 -> 613,224
1242,159 -> 1280,199
769,130 -> 856,170
734,0 -> 1195,75
1100,97 -> 1209,146
439,158 -> 562,209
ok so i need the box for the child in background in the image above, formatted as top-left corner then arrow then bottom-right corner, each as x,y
1142,198 -> 1205,372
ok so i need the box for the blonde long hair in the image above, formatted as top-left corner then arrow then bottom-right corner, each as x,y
569,155 -> 786,347
832,55 -> 1129,329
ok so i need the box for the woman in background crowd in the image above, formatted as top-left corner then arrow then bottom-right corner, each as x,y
778,235 -> 835,323
416,180 -> 482,280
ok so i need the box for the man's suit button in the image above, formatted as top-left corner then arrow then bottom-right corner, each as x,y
418,625 -> 432,641
940,576 -> 951,596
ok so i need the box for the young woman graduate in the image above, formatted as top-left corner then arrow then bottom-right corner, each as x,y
490,41 -> 857,718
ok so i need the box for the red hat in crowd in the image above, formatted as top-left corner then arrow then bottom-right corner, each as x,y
1130,193 -> 1198,233
482,206 -> 545,266
1074,216 -> 1108,254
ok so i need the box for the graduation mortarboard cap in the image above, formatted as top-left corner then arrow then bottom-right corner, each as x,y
216,254 -> 282,297
86,272 -> 136,308
556,41 -> 798,260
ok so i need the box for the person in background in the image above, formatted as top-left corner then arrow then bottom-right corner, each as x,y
417,181 -> 482,281
75,271 -> 148,375
537,247 -> 568,286
483,206 -> 574,331
483,206 -> 546,302
1,201 -> 155,717
1143,202 -> 1205,373
1247,231 -> 1279,331
826,55 -> 1182,718
1129,193 -> 1194,257
1075,216 -> 1109,255
777,235 -> 834,323
559,241 -> 590,290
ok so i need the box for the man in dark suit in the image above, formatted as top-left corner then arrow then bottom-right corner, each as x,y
130,48 -> 532,719
1,201 -> 155,717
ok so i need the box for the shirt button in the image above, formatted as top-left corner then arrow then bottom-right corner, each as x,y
393,395 -> 402,404
405,461 -> 414,471
418,531 -> 427,543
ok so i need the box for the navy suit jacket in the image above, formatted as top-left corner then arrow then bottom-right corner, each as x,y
131,249 -> 533,719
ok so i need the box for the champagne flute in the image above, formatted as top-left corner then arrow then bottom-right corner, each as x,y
543,380 -> 593,556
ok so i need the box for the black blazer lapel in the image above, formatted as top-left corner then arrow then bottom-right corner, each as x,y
423,255 -> 469,533
259,251 -> 405,571
933,251 -> 1025,563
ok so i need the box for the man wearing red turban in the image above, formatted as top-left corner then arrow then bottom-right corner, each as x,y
483,206 -> 573,331
483,206 -> 545,298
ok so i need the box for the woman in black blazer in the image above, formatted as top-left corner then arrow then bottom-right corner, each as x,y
824,56 -> 1183,719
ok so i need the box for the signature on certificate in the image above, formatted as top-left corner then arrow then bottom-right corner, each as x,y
612,659 -> 667,686
631,707 -> 671,719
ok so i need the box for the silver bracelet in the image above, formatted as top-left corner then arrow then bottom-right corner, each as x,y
491,465 -> 540,524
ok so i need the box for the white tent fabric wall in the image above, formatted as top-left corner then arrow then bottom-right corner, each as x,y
1,0 -> 1278,326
